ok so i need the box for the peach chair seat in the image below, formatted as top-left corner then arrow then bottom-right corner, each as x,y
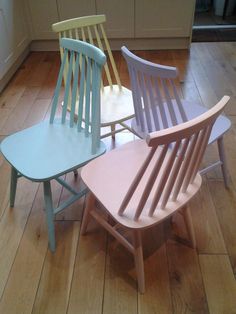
81,139 -> 202,229
80,96 -> 230,294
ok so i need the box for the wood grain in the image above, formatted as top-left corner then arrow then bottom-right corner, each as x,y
0,43 -> 236,313
67,220 -> 107,314
0,184 -> 48,314
32,221 -> 79,314
0,178 -> 39,298
208,180 -> 236,274
103,236 -> 137,314
138,226 -> 172,314
189,182 -> 227,254
166,240 -> 208,313
199,254 -> 236,314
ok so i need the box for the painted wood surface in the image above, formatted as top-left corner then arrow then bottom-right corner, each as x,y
121,46 -> 231,187
52,15 -> 134,136
81,96 -> 228,292
0,42 -> 236,311
0,39 -> 106,252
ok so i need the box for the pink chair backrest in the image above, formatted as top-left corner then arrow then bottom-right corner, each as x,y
118,96 -> 229,221
121,46 -> 187,134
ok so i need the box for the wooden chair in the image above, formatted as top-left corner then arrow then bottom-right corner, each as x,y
121,46 -> 231,187
0,38 -> 106,252
52,15 -> 134,139
81,96 -> 230,293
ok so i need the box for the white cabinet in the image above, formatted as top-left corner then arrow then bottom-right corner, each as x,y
25,0 -> 96,39
0,0 -> 30,80
57,0 -> 96,21
25,0 -> 195,42
24,0 -> 195,49
96,0 -> 134,38
26,0 -> 59,39
26,0 -> 134,40
135,0 -> 195,38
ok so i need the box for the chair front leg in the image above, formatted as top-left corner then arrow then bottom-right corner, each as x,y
182,206 -> 196,249
217,136 -> 229,188
81,192 -> 96,235
111,124 -> 116,140
133,230 -> 145,293
43,181 -> 56,252
10,166 -> 18,207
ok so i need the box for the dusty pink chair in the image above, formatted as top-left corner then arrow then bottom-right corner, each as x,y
121,46 -> 231,187
81,96 -> 229,293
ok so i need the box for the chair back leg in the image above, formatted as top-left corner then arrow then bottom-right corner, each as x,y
73,169 -> 78,177
182,206 -> 196,249
111,124 -> 116,140
81,192 -> 96,235
133,230 -> 145,293
10,167 -> 18,207
43,181 -> 56,252
217,137 -> 229,188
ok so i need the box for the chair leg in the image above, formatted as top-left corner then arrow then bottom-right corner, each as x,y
10,167 -> 18,207
111,124 -> 116,140
81,192 -> 96,235
73,169 -> 78,177
133,230 -> 145,293
43,181 -> 56,252
182,206 -> 196,249
217,137 -> 229,188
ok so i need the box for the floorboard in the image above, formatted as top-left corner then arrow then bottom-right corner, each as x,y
0,43 -> 236,313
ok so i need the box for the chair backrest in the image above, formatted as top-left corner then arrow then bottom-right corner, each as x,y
50,38 -> 106,153
118,96 -> 229,220
52,15 -> 121,91
121,46 -> 187,134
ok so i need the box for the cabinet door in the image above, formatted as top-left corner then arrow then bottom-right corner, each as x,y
0,0 -> 30,79
96,0 -> 134,38
135,0 -> 195,38
26,0 -> 59,39
57,0 -> 96,21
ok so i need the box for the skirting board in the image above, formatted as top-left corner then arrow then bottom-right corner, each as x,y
0,46 -> 30,93
30,37 -> 190,51
0,37 -> 189,93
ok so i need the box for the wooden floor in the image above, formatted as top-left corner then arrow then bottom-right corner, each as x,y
0,42 -> 236,314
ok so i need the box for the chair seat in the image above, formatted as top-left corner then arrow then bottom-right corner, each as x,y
1,119 -> 106,181
100,85 -> 134,125
131,100 -> 231,144
81,139 -> 202,229
70,85 -> 134,126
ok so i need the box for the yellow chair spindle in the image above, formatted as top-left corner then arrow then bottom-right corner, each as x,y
93,25 -> 113,88
100,23 -> 121,89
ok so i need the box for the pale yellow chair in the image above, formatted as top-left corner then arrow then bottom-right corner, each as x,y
52,15 -> 134,138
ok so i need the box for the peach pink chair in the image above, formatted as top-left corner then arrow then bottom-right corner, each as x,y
121,46 -> 231,187
81,96 -> 230,293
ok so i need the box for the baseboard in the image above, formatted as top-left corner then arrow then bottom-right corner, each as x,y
0,37 -> 190,93
0,46 -> 30,93
30,37 -> 190,51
